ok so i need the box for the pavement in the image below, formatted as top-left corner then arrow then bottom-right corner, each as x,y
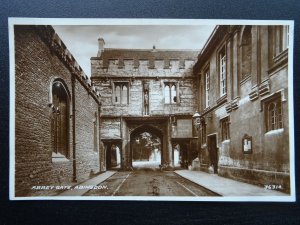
58,171 -> 116,196
175,170 -> 288,196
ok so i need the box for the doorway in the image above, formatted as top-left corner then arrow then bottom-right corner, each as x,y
207,134 -> 218,174
105,142 -> 121,169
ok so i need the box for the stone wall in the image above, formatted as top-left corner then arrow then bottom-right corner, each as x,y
91,49 -> 198,126
91,49 -> 199,168
195,25 -> 290,193
14,25 -> 101,196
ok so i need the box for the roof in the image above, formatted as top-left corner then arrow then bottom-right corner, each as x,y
96,48 -> 198,59
193,25 -> 235,73
91,48 -> 199,69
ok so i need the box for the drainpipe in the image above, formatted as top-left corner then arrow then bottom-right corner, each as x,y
71,75 -> 77,182
120,116 -> 124,169
98,105 -> 102,172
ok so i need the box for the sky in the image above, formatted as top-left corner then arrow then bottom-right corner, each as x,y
53,25 -> 215,76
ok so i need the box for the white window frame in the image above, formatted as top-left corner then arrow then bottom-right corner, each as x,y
274,25 -> 289,57
205,70 -> 210,108
219,49 -> 227,97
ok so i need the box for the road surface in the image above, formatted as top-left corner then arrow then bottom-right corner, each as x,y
84,169 -> 218,196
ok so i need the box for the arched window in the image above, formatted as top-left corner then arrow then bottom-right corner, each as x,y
115,85 -> 121,104
113,82 -> 129,105
51,80 -> 70,158
171,85 -> 177,103
266,98 -> 283,132
121,85 -> 128,104
164,85 -> 170,104
241,26 -> 252,80
164,82 -> 178,104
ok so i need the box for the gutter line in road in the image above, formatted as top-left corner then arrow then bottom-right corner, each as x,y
176,181 -> 198,196
111,172 -> 132,196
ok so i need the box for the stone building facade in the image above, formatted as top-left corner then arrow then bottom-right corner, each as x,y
14,25 -> 103,196
193,25 -> 290,192
91,43 -> 200,169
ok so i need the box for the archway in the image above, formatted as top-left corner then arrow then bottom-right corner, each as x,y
130,125 -> 163,169
103,141 -> 122,169
172,143 -> 188,169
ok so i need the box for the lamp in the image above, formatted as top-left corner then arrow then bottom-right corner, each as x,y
192,111 -> 201,131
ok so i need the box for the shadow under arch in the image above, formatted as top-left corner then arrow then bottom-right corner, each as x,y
129,124 -> 164,168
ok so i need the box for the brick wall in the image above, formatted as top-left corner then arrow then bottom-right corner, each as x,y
74,81 -> 100,180
14,26 -> 101,196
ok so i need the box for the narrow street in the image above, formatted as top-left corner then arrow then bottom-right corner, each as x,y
84,169 -> 218,197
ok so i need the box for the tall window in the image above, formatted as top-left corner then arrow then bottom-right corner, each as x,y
164,83 -> 177,104
274,25 -> 289,57
266,97 -> 283,132
114,82 -> 129,104
219,47 -> 227,96
205,69 -> 210,108
220,117 -> 230,141
51,80 -> 69,158
241,26 -> 252,80
121,85 -> 128,104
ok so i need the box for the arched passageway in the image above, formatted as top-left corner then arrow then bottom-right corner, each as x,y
130,125 -> 163,169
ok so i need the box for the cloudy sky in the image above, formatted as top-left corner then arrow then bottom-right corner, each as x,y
53,25 -> 215,76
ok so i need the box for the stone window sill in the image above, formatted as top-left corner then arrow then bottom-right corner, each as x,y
265,128 -> 284,136
273,48 -> 288,64
52,152 -> 69,163
222,139 -> 231,143
216,94 -> 227,105
240,75 -> 251,86
203,106 -> 210,113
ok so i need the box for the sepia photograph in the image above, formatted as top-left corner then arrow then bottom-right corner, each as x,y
9,18 -> 295,201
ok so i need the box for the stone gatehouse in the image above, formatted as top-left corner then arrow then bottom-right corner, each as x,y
91,44 -> 200,169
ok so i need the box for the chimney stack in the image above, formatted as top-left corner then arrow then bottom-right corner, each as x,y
97,37 -> 105,57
